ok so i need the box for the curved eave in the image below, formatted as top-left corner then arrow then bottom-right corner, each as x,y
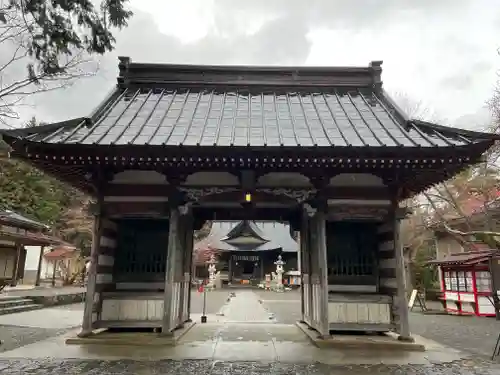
1,143 -> 95,195
3,133 -> 496,158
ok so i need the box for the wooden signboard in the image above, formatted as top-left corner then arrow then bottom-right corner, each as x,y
408,289 -> 428,311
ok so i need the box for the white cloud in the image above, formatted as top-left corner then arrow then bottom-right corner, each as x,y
3,0 -> 500,129
306,1 -> 499,123
130,0 -> 215,43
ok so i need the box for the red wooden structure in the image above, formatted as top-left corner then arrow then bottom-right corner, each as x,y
429,250 -> 497,317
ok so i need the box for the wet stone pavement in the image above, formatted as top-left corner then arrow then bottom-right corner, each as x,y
1,290 -> 500,374
0,358 -> 499,375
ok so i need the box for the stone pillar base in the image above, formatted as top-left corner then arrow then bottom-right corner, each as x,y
77,330 -> 93,338
397,335 -> 415,343
159,330 -> 174,337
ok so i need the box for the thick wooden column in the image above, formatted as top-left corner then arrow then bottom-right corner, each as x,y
301,209 -> 314,326
78,201 -> 102,337
176,214 -> 187,328
184,213 -> 194,322
299,211 -> 308,322
392,200 -> 412,341
162,206 -> 179,335
309,211 -> 329,338
309,214 -> 321,331
178,209 -> 193,325
389,199 -> 413,341
316,210 -> 330,337
35,245 -> 45,286
10,243 -> 22,286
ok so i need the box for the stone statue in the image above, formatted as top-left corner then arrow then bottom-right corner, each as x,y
207,255 -> 217,288
274,255 -> 285,292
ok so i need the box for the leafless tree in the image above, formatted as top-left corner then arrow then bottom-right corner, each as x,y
391,92 -> 445,123
394,88 -> 500,250
393,92 -> 500,292
0,5 -> 98,127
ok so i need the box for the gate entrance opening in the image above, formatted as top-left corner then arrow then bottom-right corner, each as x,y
2,57 -> 498,342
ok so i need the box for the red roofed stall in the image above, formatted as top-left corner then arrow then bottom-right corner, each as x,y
428,250 -> 498,317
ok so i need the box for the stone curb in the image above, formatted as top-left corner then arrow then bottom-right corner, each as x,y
295,321 -> 426,352
29,292 -> 86,307
65,321 -> 196,347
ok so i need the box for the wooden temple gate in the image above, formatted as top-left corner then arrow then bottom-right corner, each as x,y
2,57 -> 499,340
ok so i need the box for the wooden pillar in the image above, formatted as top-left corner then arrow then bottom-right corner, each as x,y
309,214 -> 321,330
51,259 -> 57,287
177,214 -> 187,327
309,211 -> 329,338
299,214 -> 307,321
228,255 -> 233,283
78,202 -> 102,337
297,236 -> 302,275
184,212 -> 194,322
316,210 -> 330,337
162,207 -> 179,335
300,209 -> 312,325
393,200 -> 413,341
178,209 -> 194,325
10,243 -> 22,286
35,245 -> 45,286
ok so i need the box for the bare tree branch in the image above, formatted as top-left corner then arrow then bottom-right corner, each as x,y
0,2 -> 126,126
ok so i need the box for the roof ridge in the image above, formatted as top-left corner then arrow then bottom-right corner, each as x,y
116,56 -> 380,89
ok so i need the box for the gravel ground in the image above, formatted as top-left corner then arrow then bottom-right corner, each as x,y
3,290 -> 500,373
0,358 -> 499,374
256,290 -> 500,359
0,291 -> 230,356
409,311 -> 500,358
0,325 -> 73,353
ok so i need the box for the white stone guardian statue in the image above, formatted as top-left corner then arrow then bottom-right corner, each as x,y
207,255 -> 217,289
274,255 -> 285,292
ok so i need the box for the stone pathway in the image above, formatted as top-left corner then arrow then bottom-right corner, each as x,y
1,286 -> 85,297
223,290 -> 272,322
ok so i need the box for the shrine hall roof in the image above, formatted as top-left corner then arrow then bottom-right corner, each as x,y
0,209 -> 49,231
427,250 -> 497,267
2,57 -> 499,149
194,220 -> 298,252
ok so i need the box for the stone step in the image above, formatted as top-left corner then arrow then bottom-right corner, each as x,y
0,297 -> 35,309
0,303 -> 44,316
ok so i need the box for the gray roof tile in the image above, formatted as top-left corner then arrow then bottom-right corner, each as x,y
2,60 -> 499,149
22,89 -> 481,148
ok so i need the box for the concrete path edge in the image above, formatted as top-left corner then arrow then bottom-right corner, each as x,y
295,321 -> 425,352
65,321 -> 197,347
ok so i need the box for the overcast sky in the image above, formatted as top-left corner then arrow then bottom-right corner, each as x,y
4,0 -> 500,130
